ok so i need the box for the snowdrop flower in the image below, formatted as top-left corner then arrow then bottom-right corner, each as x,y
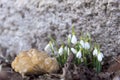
64,46 -> 68,51
68,34 -> 72,40
44,41 -> 53,52
68,34 -> 72,44
71,34 -> 77,45
93,48 -> 98,56
76,50 -> 82,59
71,48 -> 77,54
93,48 -> 104,62
64,46 -> 70,55
97,52 -> 104,62
44,42 -> 51,52
80,40 -> 85,48
84,42 -> 90,49
58,46 -> 64,55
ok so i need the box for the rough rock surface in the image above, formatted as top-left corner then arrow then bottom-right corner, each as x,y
0,0 -> 120,57
12,49 -> 59,76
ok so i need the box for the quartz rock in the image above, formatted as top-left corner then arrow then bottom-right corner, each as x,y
11,49 -> 59,76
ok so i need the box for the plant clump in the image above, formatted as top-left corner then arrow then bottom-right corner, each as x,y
44,27 -> 104,73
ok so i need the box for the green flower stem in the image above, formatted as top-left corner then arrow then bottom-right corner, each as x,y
94,57 -> 101,73
72,26 -> 75,35
84,57 -> 87,65
93,56 -> 96,67
61,55 -> 64,66
49,36 -> 59,53
50,46 -> 54,55
68,39 -> 71,47
57,56 -> 61,66
74,56 -> 77,64
82,49 -> 87,65
74,57 -> 76,64
96,61 -> 101,73
77,58 -> 81,64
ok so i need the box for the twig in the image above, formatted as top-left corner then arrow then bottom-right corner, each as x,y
61,53 -> 74,79
113,57 -> 120,64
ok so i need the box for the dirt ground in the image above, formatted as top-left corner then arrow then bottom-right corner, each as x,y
0,54 -> 120,80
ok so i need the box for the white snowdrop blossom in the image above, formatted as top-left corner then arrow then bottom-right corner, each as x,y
44,43 -> 51,52
58,46 -> 64,55
97,52 -> 104,62
71,48 -> 77,54
84,42 -> 90,49
68,34 -> 72,44
93,48 -> 98,56
80,40 -> 85,48
64,46 -> 70,55
93,48 -> 104,62
64,46 -> 68,51
68,34 -> 72,39
50,42 -> 54,50
71,35 -> 77,45
76,50 -> 82,59
44,42 -> 54,53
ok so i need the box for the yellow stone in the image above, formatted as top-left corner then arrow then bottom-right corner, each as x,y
11,49 -> 59,76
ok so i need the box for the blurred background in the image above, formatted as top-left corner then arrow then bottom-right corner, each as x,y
0,0 -> 119,58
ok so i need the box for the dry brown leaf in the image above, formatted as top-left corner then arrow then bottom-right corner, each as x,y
108,56 -> 120,72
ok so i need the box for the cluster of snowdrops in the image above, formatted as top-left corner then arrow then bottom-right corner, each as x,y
44,28 -> 104,73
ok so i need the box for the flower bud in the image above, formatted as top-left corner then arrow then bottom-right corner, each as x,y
80,40 -> 85,48
58,46 -> 64,55
76,50 -> 82,59
97,53 -> 104,62
68,34 -> 72,39
93,48 -> 98,56
44,43 -> 51,52
84,42 -> 90,49
71,48 -> 77,54
71,35 -> 77,45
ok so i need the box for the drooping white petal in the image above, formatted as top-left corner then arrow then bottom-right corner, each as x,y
71,35 -> 77,45
97,54 -> 102,62
76,50 -> 82,59
84,42 -> 90,49
80,40 -> 85,48
100,52 -> 104,58
64,46 -> 70,55
58,46 -> 64,55
71,48 -> 77,54
64,46 -> 68,51
97,53 -> 103,62
93,48 -> 98,56
50,42 -> 54,50
44,43 -> 51,52
68,34 -> 72,39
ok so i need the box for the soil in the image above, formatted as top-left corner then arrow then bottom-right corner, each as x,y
0,54 -> 120,80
